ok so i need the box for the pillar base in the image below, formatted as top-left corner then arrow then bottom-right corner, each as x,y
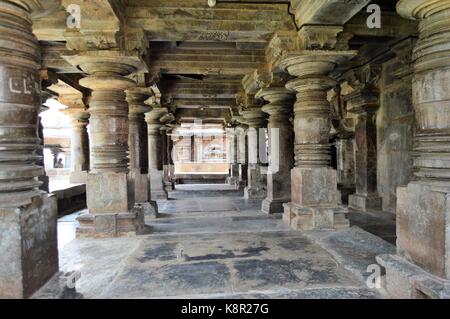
348,193 -> 382,211
138,202 -> 158,219
261,198 -> 287,214
76,209 -> 145,238
226,176 -> 239,189
377,254 -> 450,299
0,193 -> 58,299
164,181 -> 174,192
282,202 -> 349,231
150,170 -> 168,200
283,167 -> 349,230
396,181 -> 450,279
244,186 -> 267,199
69,171 -> 88,184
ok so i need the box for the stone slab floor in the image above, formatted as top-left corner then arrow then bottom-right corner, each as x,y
35,184 -> 396,299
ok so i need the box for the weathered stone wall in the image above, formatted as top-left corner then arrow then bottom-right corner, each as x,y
377,49 -> 414,214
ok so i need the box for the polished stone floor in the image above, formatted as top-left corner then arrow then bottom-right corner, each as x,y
35,184 -> 396,299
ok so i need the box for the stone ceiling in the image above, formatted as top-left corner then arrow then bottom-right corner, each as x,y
33,0 -> 415,124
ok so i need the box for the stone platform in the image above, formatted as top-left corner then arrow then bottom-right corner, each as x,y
34,184 -> 395,299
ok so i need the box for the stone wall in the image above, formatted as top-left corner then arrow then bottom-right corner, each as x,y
377,50 -> 414,214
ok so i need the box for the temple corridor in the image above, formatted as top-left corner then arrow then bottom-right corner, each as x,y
35,184 -> 394,299
2,0 -> 450,300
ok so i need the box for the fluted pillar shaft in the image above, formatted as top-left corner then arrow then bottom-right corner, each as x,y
258,88 -> 294,214
83,78 -> 134,174
64,52 -> 145,237
63,109 -> 89,183
0,2 -> 44,207
0,0 -> 59,299
378,1 -> 450,295
126,88 -> 150,174
242,108 -> 267,199
280,50 -> 355,230
145,107 -> 168,200
347,89 -> 382,211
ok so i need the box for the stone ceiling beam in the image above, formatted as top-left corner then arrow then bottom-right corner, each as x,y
125,0 -> 296,42
290,0 -> 371,28
344,12 -> 418,39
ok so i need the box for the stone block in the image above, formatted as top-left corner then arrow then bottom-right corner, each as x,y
86,172 -> 133,214
69,171 -> 88,184
77,210 -> 144,238
348,193 -> 382,211
261,198 -> 286,214
283,202 -> 349,231
129,171 -> 149,203
377,254 -> 450,299
0,193 -> 58,299
149,169 -> 168,200
397,182 -> 450,279
291,167 -> 338,207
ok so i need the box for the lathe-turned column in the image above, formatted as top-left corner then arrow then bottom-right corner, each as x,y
145,107 -> 168,200
62,108 -> 90,184
377,0 -> 450,299
126,87 -> 158,217
161,125 -> 175,193
64,52 -> 145,237
346,85 -> 382,211
0,0 -> 59,299
258,88 -> 294,214
226,127 -> 240,188
242,108 -> 267,199
280,50 -> 355,230
235,123 -> 248,189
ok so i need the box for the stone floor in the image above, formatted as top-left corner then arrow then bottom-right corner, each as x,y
35,184 -> 396,299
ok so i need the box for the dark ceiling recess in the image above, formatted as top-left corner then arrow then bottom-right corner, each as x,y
166,74 -> 206,81
364,0 -> 398,12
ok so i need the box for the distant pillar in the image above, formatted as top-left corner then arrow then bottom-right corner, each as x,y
258,88 -> 294,214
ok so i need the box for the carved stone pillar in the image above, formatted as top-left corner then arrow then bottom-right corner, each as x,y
377,0 -> 450,299
0,0 -> 59,299
161,125 -> 175,193
126,86 -> 158,217
145,107 -> 168,200
235,123 -> 248,189
60,91 -> 90,183
258,88 -> 294,214
280,46 -> 355,230
226,127 -> 240,188
242,108 -> 267,199
346,74 -> 382,211
64,51 -> 145,237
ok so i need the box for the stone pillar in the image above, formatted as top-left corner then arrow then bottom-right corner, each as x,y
145,107 -> 168,200
235,124 -> 248,189
377,0 -> 450,299
242,108 -> 267,199
64,52 -> 145,237
38,104 -> 50,192
258,88 -> 294,214
347,84 -> 382,211
0,0 -> 59,298
226,127 -> 240,188
280,48 -> 354,230
63,109 -> 89,184
161,125 -> 175,193
126,87 -> 158,217
336,136 -> 355,204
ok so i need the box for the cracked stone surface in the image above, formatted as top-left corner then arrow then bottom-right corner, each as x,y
38,184 -> 395,299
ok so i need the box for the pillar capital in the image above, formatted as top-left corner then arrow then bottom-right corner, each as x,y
126,87 -> 152,116
257,88 -> 294,119
145,107 -> 168,125
279,50 -> 356,79
241,108 -> 267,129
